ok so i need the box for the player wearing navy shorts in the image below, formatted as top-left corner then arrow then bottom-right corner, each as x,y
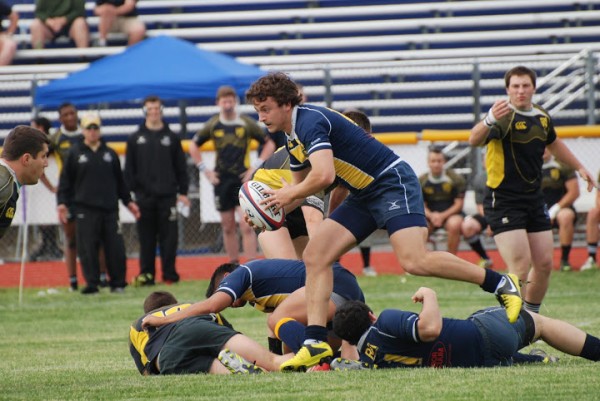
333,287 -> 600,369
245,72 -> 523,371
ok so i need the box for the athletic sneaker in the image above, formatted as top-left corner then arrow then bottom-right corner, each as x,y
363,266 -> 378,277
330,358 -> 375,371
581,256 -> 599,271
529,348 -> 559,364
217,349 -> 264,374
478,258 -> 493,269
280,341 -> 333,372
131,273 -> 155,287
494,273 -> 522,324
307,363 -> 331,372
559,260 -> 572,272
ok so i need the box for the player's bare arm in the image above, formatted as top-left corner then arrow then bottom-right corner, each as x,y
412,287 -> 443,342
469,99 -> 511,146
142,292 -> 233,329
265,150 -> 335,209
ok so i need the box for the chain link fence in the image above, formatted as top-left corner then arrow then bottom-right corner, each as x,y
2,136 -> 599,263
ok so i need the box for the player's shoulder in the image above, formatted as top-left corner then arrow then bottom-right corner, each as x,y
446,169 -> 465,183
0,165 -> 14,205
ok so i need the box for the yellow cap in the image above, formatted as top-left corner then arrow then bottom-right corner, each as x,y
80,112 -> 101,129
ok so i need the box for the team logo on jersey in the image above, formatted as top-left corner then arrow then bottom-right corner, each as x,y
442,182 -> 452,193
387,200 -> 401,211
136,136 -> 147,144
103,152 -> 113,163
540,116 -> 549,129
515,121 -> 527,130
78,154 -> 88,163
214,129 -> 224,138
550,168 -> 560,180
235,127 -> 245,138
5,206 -> 14,219
502,217 -> 509,224
160,136 -> 171,146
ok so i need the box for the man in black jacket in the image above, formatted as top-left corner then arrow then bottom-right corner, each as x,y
124,96 -> 190,285
57,112 -> 139,294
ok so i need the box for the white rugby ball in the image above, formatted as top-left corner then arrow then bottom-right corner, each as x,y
239,180 -> 285,231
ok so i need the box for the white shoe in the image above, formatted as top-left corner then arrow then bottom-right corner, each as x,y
580,256 -> 598,271
363,266 -> 377,277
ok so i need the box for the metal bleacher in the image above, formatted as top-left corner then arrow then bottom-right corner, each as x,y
1,0 -> 600,140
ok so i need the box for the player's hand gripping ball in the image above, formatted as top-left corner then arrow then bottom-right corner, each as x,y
239,180 -> 285,231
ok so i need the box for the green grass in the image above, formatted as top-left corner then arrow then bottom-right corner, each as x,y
1,271 -> 600,401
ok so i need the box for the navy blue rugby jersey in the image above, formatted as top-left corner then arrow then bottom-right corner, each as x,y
286,105 -> 400,194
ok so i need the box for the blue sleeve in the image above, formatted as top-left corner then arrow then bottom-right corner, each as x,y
377,309 -> 421,343
216,268 -> 249,301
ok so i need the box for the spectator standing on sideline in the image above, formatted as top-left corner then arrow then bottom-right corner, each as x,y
125,96 -> 189,286
48,103 -> 109,290
57,112 -> 139,294
581,171 -> 600,271
460,153 -> 493,269
189,85 -> 275,263
246,72 -> 523,372
0,126 -> 49,239
541,148 -> 579,272
30,0 -> 89,49
469,65 -> 594,314
94,0 -> 145,47
419,147 -> 466,255
29,117 -> 63,261
0,1 -> 18,66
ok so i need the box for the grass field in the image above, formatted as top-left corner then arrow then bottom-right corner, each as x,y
1,270 -> 600,401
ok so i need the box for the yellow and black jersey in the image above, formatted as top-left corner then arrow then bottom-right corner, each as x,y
484,104 -> 557,194
193,114 -> 267,176
419,169 -> 466,212
0,163 -> 19,239
128,303 -> 231,375
541,160 -> 576,206
252,146 -> 291,190
48,128 -> 83,172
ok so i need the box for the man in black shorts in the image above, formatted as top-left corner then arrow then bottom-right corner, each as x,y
129,291 -> 292,375
189,85 -> 275,262
470,65 -> 594,313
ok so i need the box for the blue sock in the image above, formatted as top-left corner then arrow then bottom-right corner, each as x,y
304,325 -> 328,343
275,319 -> 305,353
481,269 -> 503,293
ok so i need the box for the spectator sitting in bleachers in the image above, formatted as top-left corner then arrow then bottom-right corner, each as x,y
581,171 -> 600,271
0,1 -> 18,65
29,0 -> 89,49
94,0 -> 146,47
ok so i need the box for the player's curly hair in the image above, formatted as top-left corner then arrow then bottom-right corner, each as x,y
205,262 -> 239,298
333,300 -> 373,345
246,72 -> 303,107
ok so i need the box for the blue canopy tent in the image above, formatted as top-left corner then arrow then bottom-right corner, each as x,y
34,35 -> 264,107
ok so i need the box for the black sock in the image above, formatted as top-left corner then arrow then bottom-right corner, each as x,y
480,269 -> 502,293
467,236 -> 489,260
360,247 -> 371,267
561,245 -> 571,263
268,337 -> 283,355
580,334 -> 600,361
69,275 -> 77,284
304,325 -> 328,343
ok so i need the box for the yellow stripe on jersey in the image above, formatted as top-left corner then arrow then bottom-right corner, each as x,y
253,168 -> 292,190
334,158 -> 374,190
485,138 -> 505,189
129,327 -> 150,367
382,354 -> 423,366
241,287 -> 289,313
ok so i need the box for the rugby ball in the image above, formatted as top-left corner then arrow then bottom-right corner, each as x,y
239,181 -> 285,231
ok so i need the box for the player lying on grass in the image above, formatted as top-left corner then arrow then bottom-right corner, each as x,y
130,291 -> 293,374
332,287 -> 600,369
141,259 -> 364,358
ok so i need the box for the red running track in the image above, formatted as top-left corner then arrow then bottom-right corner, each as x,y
0,247 -> 590,288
